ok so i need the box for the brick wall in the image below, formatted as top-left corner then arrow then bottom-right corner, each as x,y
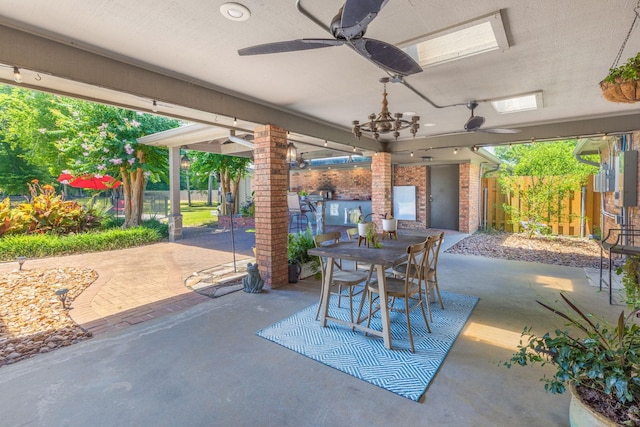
253,125 -> 288,288
458,162 -> 480,233
394,164 -> 428,230
371,153 -> 392,229
289,167 -> 372,200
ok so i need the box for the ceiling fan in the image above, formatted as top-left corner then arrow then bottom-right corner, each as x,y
464,101 -> 521,134
238,0 -> 422,76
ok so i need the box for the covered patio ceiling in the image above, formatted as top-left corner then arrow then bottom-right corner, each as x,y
0,0 -> 639,166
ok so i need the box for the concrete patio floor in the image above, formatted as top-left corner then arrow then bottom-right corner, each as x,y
0,229 -> 626,426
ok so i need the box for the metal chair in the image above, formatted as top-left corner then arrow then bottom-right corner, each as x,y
599,226 -> 640,304
287,192 -> 308,232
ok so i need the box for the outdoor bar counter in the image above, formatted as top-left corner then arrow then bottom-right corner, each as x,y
322,199 -> 372,226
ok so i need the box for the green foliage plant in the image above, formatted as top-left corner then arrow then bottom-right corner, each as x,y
495,140 -> 597,239
505,293 -> 640,424
239,191 -> 255,218
0,180 -> 101,236
287,227 -> 320,276
287,227 -> 315,265
617,255 -> 640,309
603,52 -> 640,84
0,220 -> 167,261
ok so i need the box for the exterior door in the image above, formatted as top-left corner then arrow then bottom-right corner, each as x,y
429,164 -> 459,230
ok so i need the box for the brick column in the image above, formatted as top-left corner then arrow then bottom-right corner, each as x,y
371,152 -> 392,229
459,162 -> 480,233
253,125 -> 288,288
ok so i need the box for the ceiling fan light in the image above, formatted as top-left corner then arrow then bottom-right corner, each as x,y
465,115 -> 485,131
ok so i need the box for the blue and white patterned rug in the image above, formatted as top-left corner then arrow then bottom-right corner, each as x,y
257,291 -> 479,401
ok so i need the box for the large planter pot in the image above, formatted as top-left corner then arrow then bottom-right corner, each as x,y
382,218 -> 398,232
569,382 -> 617,427
299,261 -> 316,279
288,262 -> 301,283
358,222 -> 370,237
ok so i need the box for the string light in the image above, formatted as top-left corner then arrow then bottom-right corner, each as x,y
233,117 -> 238,126
324,140 -> 328,147
353,146 -> 356,152
410,151 -> 414,157
152,100 -> 158,112
453,148 -> 458,155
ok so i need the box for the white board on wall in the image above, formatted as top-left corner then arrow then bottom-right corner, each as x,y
393,186 -> 416,220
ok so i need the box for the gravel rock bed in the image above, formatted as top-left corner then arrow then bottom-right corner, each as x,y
0,267 -> 97,367
446,231 -> 602,268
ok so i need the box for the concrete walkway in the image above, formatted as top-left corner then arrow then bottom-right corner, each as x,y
0,227 -> 627,426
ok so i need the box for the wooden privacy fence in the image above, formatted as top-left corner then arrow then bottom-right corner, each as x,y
481,176 -> 601,237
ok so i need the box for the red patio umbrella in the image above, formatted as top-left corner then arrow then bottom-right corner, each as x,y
57,173 -> 74,184
69,175 -> 122,190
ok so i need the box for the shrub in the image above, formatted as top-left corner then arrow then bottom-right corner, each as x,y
0,221 -> 168,261
0,181 -> 101,236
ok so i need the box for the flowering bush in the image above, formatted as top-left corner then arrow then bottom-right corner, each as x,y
0,180 -> 101,236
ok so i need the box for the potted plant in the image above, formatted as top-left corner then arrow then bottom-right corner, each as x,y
381,213 -> 397,233
505,293 -> 640,425
357,214 -> 371,238
365,220 -> 382,249
600,52 -> 640,103
617,255 -> 640,309
287,227 -> 319,283
298,190 -> 308,201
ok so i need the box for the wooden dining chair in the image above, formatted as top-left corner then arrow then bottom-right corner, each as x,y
424,231 -> 445,318
314,231 -> 370,323
390,232 -> 444,321
364,240 -> 431,352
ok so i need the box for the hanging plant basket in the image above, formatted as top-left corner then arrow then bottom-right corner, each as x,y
599,77 -> 640,103
599,1 -> 639,104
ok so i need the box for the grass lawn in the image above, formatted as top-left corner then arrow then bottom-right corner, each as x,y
180,202 -> 219,227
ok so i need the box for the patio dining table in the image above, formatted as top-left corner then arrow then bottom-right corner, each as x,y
308,234 -> 428,350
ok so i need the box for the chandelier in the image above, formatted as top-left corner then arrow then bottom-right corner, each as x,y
352,77 -> 420,141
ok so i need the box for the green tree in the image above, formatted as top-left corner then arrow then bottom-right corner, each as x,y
0,88 -> 54,194
189,152 -> 251,214
495,140 -> 598,237
51,100 -> 180,227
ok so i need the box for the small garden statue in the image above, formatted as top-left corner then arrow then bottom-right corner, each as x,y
243,263 -> 264,293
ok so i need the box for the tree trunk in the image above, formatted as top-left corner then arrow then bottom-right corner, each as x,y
121,151 -> 146,228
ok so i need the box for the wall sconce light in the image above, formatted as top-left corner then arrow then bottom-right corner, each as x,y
286,142 -> 297,162
17,256 -> 26,270
180,145 -> 191,170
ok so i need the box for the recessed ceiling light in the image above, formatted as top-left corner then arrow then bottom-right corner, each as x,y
220,3 -> 250,22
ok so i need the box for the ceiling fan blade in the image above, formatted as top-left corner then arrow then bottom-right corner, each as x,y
340,0 -> 389,39
478,128 -> 522,134
239,39 -> 344,56
350,38 -> 422,76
